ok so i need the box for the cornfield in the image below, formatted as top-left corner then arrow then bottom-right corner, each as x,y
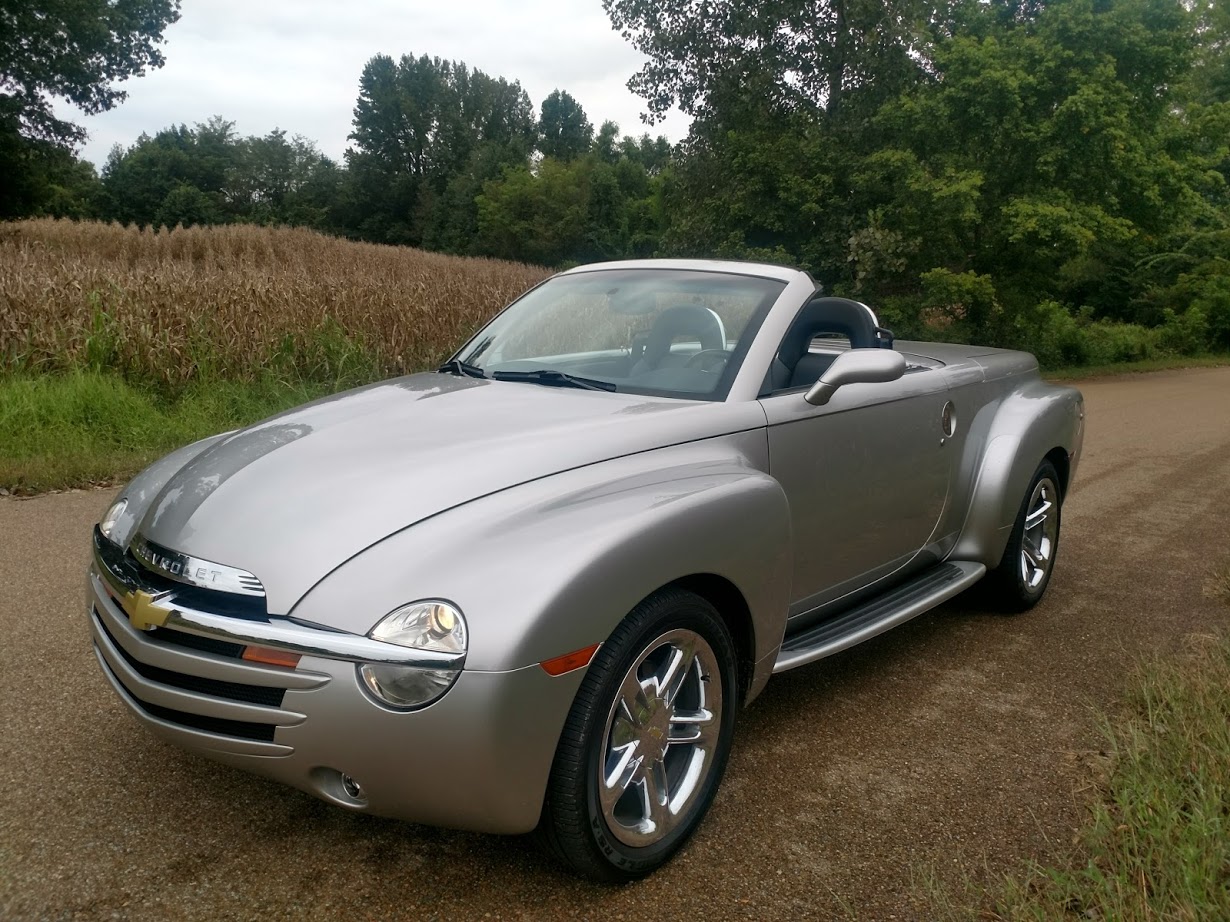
0,219 -> 550,389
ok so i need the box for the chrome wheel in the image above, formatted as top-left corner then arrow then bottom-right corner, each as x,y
598,628 -> 724,848
1019,476 -> 1058,590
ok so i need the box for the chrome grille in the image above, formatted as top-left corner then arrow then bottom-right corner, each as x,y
94,609 -> 285,707
89,529 -> 330,754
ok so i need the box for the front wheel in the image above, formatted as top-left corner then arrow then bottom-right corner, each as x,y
986,459 -> 1062,612
538,589 -> 738,882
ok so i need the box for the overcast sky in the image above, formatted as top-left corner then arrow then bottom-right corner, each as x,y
54,0 -> 692,168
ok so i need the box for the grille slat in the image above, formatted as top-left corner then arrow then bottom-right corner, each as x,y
147,626 -> 245,659
97,649 -> 279,743
95,610 -> 287,709
137,699 -> 278,743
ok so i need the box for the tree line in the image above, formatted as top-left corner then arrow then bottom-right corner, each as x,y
3,0 -> 1228,361
2,53 -> 672,268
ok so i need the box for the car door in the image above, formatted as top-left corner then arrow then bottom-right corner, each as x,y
760,362 -> 953,619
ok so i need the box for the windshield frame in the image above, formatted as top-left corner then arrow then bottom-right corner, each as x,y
447,267 -> 787,402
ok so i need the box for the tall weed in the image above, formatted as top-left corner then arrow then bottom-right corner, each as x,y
0,219 -> 549,391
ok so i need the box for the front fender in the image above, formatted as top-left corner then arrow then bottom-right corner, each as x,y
951,379 -> 1084,565
290,430 -> 791,697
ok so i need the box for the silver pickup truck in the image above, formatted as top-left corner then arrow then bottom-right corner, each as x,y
88,259 -> 1083,881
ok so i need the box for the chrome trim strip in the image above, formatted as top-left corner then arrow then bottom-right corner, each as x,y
130,532 -> 266,597
93,531 -> 465,670
90,576 -> 329,691
159,606 -> 464,669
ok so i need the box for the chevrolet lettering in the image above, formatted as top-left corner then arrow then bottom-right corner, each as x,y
86,259 -> 1083,881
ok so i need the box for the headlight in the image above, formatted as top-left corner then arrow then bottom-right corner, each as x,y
99,498 -> 128,544
358,600 -> 467,710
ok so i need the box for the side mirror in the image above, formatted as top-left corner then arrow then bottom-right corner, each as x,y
804,350 -> 907,406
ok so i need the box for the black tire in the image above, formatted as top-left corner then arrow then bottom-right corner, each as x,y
985,459 -> 1062,612
537,588 -> 738,883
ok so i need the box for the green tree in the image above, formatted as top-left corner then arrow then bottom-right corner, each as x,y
619,133 -> 673,174
422,140 -> 528,253
634,0 -> 1223,357
604,0 -> 935,123
345,53 -> 535,245
593,120 -> 620,163
0,0 -> 179,218
100,118 -> 239,226
225,130 -> 343,228
476,128 -> 668,266
154,182 -> 221,228
0,130 -> 102,218
1,0 -> 181,145
476,158 -> 589,265
1187,0 -> 1230,105
848,0 -> 1204,324
538,89 -> 593,160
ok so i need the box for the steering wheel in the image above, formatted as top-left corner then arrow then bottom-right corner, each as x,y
685,349 -> 729,371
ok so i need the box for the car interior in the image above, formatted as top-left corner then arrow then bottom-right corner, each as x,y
762,297 -> 894,395
487,293 -> 902,399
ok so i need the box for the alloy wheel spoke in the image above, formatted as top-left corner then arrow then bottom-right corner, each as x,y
602,742 -> 641,799
655,642 -> 695,706
1025,498 -> 1052,531
1022,540 -> 1044,570
641,759 -> 670,831
609,712 -> 638,749
668,707 -> 715,745
618,670 -> 653,728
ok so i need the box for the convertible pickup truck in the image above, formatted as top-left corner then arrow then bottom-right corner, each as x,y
88,259 -> 1083,881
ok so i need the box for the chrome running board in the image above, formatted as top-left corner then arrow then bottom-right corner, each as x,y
772,561 -> 986,673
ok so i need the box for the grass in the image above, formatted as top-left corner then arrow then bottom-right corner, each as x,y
0,371 -> 332,493
933,571 -> 1230,921
0,218 -> 550,493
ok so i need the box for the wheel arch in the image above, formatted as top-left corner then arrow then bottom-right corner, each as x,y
1044,445 -> 1071,500
950,381 -> 1083,567
669,573 -> 756,704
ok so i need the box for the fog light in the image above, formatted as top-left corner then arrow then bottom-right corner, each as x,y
341,773 -> 363,799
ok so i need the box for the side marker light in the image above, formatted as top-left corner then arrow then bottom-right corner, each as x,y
540,643 -> 601,677
242,646 -> 302,669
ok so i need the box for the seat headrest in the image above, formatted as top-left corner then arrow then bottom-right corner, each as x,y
778,297 -> 880,367
642,305 -> 727,367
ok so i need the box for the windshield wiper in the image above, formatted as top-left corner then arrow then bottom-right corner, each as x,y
492,369 -> 617,392
437,359 -> 487,379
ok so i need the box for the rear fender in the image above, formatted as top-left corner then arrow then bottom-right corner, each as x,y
951,380 -> 1083,566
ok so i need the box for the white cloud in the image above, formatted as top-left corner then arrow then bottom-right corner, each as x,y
52,0 -> 691,167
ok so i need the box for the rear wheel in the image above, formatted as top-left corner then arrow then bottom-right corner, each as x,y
987,460 -> 1062,612
538,588 -> 737,882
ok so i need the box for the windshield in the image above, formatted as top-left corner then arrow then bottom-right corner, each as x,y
454,269 -> 785,400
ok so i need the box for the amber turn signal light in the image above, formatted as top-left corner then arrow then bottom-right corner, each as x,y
539,643 -> 600,677
242,646 -> 301,669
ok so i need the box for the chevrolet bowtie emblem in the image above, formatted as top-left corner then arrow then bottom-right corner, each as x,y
121,590 -> 170,631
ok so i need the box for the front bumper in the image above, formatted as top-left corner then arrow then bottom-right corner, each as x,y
87,532 -> 585,834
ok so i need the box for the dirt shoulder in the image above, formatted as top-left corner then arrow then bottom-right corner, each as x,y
3,367 -> 1229,920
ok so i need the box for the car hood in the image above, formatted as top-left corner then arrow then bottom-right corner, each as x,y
135,373 -> 764,614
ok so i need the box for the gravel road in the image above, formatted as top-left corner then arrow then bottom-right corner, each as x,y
3,367 -> 1229,920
